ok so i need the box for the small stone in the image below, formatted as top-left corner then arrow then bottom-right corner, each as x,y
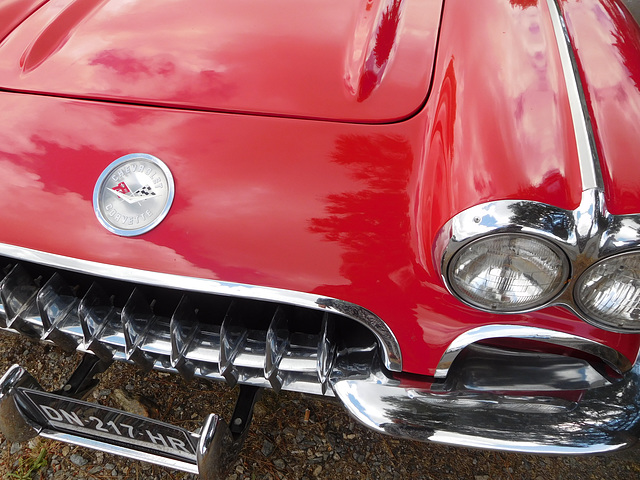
89,466 -> 103,474
113,389 -> 154,417
10,443 -> 21,455
262,440 -> 275,457
70,454 -> 88,466
104,463 -> 115,470
475,476 -> 490,480
61,446 -> 70,456
273,458 -> 286,470
235,465 -> 244,474
333,453 -> 341,461
313,465 -> 323,476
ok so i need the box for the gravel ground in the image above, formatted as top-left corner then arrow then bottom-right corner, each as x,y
1,332 -> 640,479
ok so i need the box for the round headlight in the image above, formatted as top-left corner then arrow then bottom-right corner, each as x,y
447,234 -> 569,312
575,252 -> 640,332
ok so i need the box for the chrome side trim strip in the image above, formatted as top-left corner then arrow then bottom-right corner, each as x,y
434,324 -> 632,379
545,0 -> 603,190
0,243 -> 401,372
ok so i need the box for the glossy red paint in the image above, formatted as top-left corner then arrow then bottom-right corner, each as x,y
0,0 -> 48,43
0,0 -> 441,123
0,0 -> 638,375
559,0 -> 640,215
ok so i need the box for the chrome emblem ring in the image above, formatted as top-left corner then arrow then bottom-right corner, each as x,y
93,153 -> 175,236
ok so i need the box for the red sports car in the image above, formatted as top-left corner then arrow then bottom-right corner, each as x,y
1,0 -> 640,477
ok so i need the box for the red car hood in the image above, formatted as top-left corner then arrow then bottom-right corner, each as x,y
0,0 -> 442,123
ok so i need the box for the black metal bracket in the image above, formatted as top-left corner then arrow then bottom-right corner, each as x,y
53,353 -> 112,399
229,385 -> 262,443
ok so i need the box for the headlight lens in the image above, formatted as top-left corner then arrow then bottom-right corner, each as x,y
448,234 -> 569,312
575,252 -> 640,332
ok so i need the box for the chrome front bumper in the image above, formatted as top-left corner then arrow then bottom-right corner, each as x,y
330,353 -> 640,454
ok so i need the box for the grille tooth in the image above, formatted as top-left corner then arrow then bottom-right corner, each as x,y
78,283 -> 120,361
1,264 -> 42,336
184,324 -> 222,376
317,313 -> 336,393
265,307 -> 289,392
121,288 -> 157,372
36,273 -> 81,353
219,301 -> 248,387
170,295 -> 199,379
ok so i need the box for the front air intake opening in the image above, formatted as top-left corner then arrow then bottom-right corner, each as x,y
442,338 -> 621,396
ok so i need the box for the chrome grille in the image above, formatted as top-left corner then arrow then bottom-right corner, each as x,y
0,259 -> 378,396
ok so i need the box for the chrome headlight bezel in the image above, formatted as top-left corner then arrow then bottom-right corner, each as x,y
435,190 -> 640,333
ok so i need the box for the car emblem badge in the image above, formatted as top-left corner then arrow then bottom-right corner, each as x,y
93,153 -> 175,236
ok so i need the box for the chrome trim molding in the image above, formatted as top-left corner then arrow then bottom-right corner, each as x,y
331,351 -> 640,455
0,242 -> 402,372
436,189 -> 640,334
434,324 -> 632,379
545,0 -> 603,190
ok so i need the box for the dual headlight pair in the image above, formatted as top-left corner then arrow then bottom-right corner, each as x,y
447,233 -> 640,333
